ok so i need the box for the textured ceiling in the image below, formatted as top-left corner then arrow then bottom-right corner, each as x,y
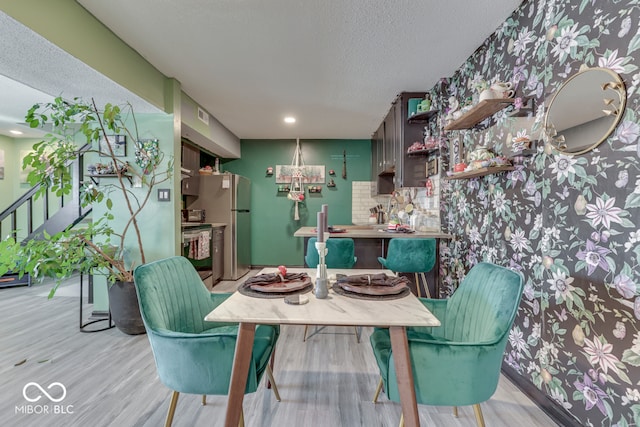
77,0 -> 523,140
0,12 -> 160,139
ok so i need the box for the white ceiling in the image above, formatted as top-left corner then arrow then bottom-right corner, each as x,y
76,0 -> 523,140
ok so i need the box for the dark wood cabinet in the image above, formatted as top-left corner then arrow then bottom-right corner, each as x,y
372,92 -> 430,194
181,142 -> 200,196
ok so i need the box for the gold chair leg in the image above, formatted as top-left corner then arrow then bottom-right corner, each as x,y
303,325 -> 309,341
399,413 -> 404,427
453,405 -> 458,417
265,365 -> 281,401
239,408 -> 245,427
164,391 -> 179,427
419,272 -> 432,298
414,273 -> 422,298
372,376 -> 384,403
202,395 -> 206,406
473,403 -> 486,427
354,326 -> 361,343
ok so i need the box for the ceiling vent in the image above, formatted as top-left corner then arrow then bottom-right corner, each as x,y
197,106 -> 209,125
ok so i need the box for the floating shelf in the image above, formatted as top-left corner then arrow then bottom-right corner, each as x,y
444,166 -> 514,180
407,110 -> 438,124
87,174 -> 133,185
444,99 -> 515,130
407,147 -> 439,156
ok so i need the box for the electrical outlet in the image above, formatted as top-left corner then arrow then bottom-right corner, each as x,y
157,189 -> 171,202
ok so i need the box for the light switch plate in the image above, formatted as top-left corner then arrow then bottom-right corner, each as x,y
157,189 -> 171,201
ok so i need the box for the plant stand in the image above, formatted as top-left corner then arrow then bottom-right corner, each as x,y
79,272 -> 114,333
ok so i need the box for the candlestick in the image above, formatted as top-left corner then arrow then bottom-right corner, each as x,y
317,212 -> 324,242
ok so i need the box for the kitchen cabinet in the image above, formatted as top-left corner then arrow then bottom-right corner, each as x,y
181,142 -> 200,196
372,92 -> 428,194
370,124 -> 383,181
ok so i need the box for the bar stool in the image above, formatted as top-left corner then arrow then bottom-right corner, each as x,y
377,238 -> 436,298
304,237 -> 358,341
305,237 -> 357,269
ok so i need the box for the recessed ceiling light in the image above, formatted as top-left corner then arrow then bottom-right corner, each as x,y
284,116 -> 296,124
9,130 -> 23,135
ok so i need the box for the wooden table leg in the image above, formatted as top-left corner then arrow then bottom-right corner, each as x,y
389,326 -> 420,427
224,322 -> 256,427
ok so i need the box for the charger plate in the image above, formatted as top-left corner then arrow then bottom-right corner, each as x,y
332,282 -> 410,301
238,274 -> 313,299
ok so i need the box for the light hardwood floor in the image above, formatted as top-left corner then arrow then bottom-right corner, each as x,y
0,274 -> 557,427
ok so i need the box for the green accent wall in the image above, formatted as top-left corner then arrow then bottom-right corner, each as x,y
224,139 -> 371,267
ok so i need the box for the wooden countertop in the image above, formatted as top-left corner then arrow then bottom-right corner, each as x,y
181,222 -> 227,229
293,226 -> 452,239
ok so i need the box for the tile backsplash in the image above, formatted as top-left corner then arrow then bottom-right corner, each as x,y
351,180 -> 440,230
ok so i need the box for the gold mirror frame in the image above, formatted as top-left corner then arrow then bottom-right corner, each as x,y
544,67 -> 626,155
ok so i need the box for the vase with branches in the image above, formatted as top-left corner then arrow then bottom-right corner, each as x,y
0,97 -> 173,300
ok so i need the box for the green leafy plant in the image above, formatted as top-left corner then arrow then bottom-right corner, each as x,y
0,97 -> 173,297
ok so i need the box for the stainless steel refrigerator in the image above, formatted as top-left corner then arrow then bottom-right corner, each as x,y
191,174 -> 251,280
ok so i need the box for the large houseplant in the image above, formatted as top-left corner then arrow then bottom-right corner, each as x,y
0,97 -> 173,334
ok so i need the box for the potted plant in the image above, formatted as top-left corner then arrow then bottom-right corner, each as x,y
0,97 -> 173,334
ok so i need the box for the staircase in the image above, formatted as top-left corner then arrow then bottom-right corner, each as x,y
0,144 -> 92,288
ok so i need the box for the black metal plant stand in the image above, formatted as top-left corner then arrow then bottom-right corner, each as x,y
79,272 -> 114,333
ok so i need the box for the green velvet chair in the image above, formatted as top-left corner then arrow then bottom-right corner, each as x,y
133,256 -> 280,427
304,237 -> 357,269
304,237 -> 358,341
370,262 -> 524,427
378,238 -> 436,298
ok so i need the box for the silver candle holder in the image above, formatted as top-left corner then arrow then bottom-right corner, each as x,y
314,240 -> 328,299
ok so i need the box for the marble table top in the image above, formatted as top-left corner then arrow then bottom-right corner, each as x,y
205,268 -> 441,328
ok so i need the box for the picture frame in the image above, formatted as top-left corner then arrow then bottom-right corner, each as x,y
99,134 -> 126,157
275,165 -> 325,184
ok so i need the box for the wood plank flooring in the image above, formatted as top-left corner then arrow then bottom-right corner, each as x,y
0,274 -> 557,427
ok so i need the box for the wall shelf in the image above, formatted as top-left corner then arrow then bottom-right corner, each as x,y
407,147 -> 439,156
443,165 -> 514,180
444,99 -> 514,130
87,174 -> 133,185
407,110 -> 438,124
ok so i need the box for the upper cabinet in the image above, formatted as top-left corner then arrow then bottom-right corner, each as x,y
372,92 -> 433,194
181,142 -> 200,196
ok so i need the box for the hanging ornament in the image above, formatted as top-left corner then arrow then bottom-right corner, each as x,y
287,138 -> 306,220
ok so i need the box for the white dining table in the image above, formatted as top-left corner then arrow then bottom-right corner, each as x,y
205,268 -> 441,427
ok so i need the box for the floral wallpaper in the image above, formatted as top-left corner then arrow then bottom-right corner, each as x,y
436,0 -> 640,425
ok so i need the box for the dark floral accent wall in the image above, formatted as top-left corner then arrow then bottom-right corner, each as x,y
436,0 -> 640,425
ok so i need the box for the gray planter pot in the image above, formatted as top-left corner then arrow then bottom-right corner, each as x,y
108,281 -> 146,335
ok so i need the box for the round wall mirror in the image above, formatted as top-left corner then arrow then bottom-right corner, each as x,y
544,67 -> 626,155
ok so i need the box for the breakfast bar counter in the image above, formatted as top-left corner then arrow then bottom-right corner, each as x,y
294,225 -> 452,296
293,225 -> 451,240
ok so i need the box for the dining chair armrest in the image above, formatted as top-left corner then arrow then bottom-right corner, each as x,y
409,297 -> 448,336
210,292 -> 232,308
147,328 -> 267,395
385,339 -> 507,406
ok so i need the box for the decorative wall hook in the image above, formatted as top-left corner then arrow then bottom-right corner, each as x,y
603,98 -> 615,105
603,108 -> 619,116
